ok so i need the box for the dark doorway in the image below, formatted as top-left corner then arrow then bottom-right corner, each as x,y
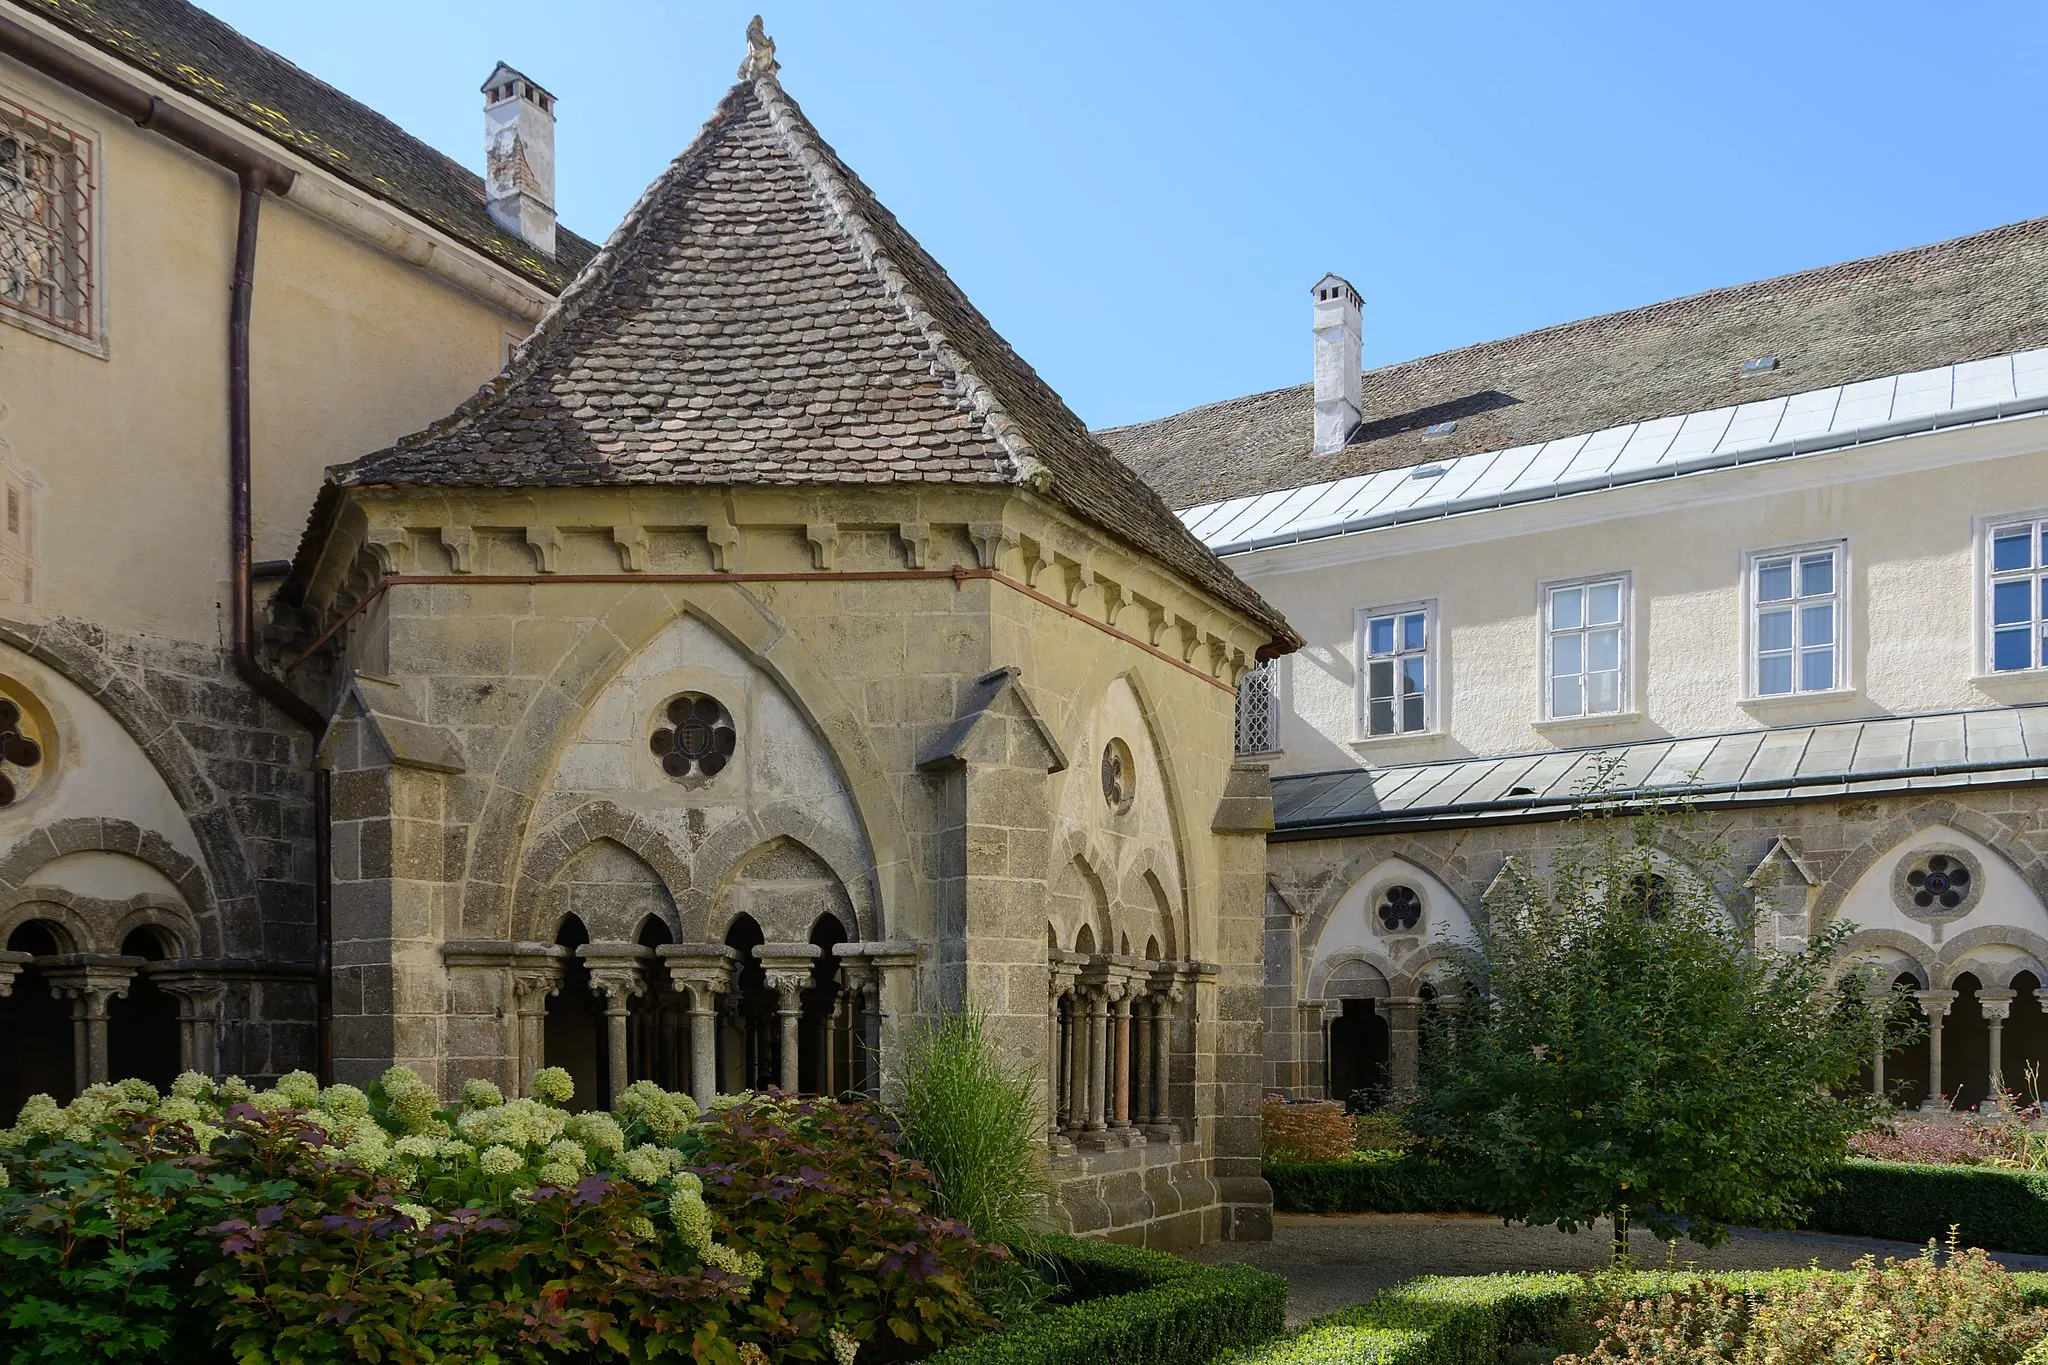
543,915 -> 604,1111
1946,973 -> 1992,1110
719,914 -> 776,1092
799,914 -> 847,1095
1326,998 -> 1389,1106
1880,971 -> 1929,1110
1,920 -> 72,1121
628,916 -> 689,1093
108,929 -> 179,1094
2008,971 -> 2048,1107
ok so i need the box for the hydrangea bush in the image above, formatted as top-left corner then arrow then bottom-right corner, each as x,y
0,1069 -> 1000,1364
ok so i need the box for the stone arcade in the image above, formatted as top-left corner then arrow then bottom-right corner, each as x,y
277,33 -> 1296,1247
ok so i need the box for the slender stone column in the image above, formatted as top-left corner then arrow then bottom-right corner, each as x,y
1084,988 -> 1109,1132
153,973 -> 228,1077
1915,989 -> 1958,1112
581,952 -> 646,1108
1384,996 -> 1424,1096
1146,983 -> 1181,1137
1864,987 -> 1893,1100
1981,989 -> 2017,1112
45,959 -> 140,1093
658,944 -> 737,1107
1132,996 -> 1151,1123
1047,956 -> 1079,1135
1110,982 -> 1134,1131
507,963 -> 563,1098
765,970 -> 809,1092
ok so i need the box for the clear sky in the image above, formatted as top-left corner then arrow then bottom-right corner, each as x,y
204,0 -> 2048,431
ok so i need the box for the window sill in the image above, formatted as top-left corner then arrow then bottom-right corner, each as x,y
1234,748 -> 1283,761
1970,671 -> 2048,698
1348,730 -> 1447,751
1531,710 -> 1643,735
1738,688 -> 1863,714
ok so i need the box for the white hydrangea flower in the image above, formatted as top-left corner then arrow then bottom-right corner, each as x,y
436,1138 -> 476,1162
480,1144 -> 523,1176
379,1066 -> 425,1092
626,1214 -> 656,1241
828,1326 -> 860,1365
218,1076 -> 254,1104
394,1202 -> 434,1229
621,1144 -> 668,1185
343,1127 -> 391,1172
388,1084 -> 438,1133
668,1187 -> 712,1251
394,1134 -> 439,1160
535,1161 -> 579,1188
530,1067 -> 574,1106
703,1242 -> 762,1285
542,1139 -> 587,1172
320,1084 -> 370,1118
170,1071 -> 211,1100
273,1071 -> 321,1107
460,1078 -> 504,1110
671,1170 -> 703,1197
565,1111 -> 624,1160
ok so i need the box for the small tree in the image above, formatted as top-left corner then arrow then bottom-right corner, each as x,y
1417,792 -> 1897,1256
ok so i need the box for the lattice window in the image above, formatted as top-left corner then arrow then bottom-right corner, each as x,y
1234,658 -> 1278,755
0,93 -> 94,342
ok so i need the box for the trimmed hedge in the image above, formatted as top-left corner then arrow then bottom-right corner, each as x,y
1264,1154 -> 1480,1215
1219,1270 -> 2048,1365
1804,1158 -> 2048,1255
1268,1155 -> 2048,1257
924,1233 -> 1287,1365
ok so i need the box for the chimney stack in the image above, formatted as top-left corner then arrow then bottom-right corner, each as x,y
1311,274 -> 1363,455
482,62 -> 556,257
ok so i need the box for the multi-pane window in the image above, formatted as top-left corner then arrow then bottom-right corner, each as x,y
0,92 -> 94,342
1988,518 -> 2048,673
1362,605 -> 1429,736
1234,658 -> 1278,755
1545,577 -> 1625,718
1751,546 -> 1839,695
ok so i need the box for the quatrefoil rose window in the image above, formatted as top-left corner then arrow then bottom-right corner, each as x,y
1100,738 -> 1134,814
650,694 -> 735,780
0,695 -> 46,807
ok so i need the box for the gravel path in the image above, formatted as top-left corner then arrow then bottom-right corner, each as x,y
1188,1213 -> 2048,1329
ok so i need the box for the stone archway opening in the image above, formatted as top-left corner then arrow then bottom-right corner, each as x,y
1326,999 -> 1389,1106
720,913 -> 777,1092
800,913 -> 849,1096
2008,971 -> 2048,1107
543,914 -> 604,1111
1875,970 -> 1929,1110
1,918 -> 70,1119
628,915 -> 690,1094
1945,972 -> 1992,1110
108,928 -> 178,1095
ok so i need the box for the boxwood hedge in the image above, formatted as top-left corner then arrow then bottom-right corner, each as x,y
1266,1154 -> 2048,1257
925,1233 -> 1287,1365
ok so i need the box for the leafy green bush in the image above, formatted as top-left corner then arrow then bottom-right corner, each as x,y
892,1011 -> 1056,1248
1804,1159 -> 2048,1256
1217,1273 -> 1580,1365
1264,1154 -> 1484,1215
925,1234 -> 1286,1365
688,1092 -> 1004,1362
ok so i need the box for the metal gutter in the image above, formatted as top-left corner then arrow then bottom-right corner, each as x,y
1205,391 -> 2048,559
1270,752 -> 2048,841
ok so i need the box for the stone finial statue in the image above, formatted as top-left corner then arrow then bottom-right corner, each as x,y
741,16 -> 779,79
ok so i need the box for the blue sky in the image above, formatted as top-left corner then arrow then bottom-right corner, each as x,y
207,1 -> 2048,431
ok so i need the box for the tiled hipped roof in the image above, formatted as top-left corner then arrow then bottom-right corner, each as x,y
1102,216 -> 2048,510
324,63 -> 1294,644
12,0 -> 597,290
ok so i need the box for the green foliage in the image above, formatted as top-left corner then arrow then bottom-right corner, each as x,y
924,1234 -> 1286,1365
1555,1243 -> 2048,1364
1264,1154 -> 1484,1215
1217,1274 -> 1580,1365
1804,1158 -> 2048,1255
891,1011 -> 1057,1249
1416,795 -> 1892,1248
691,1092 -> 1002,1362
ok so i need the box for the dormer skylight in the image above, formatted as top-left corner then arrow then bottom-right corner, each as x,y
1423,420 -> 1457,437
1740,357 -> 1779,377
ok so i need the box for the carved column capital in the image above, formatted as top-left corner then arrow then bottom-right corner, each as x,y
44,958 -> 139,1013
1979,988 -> 2017,1022
1914,988 -> 1959,1020
0,949 -> 29,997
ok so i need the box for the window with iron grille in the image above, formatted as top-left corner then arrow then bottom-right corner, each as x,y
1234,658 -> 1278,755
0,92 -> 95,345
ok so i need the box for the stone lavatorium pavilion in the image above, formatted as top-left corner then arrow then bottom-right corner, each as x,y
260,30 -> 1294,1247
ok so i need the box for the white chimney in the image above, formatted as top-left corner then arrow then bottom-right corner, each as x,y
1311,273 -> 1363,455
482,62 -> 556,256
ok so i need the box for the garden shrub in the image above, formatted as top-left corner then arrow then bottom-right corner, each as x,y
1264,1153 -> 1486,1215
1804,1158 -> 2048,1256
0,1070 -> 1003,1365
1262,1098 -> 1357,1163
926,1234 -> 1286,1365
1216,1273 -> 1579,1365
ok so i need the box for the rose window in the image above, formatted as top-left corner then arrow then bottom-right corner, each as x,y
1101,738 -> 1134,813
0,697 -> 44,806
1377,884 -> 1422,932
650,694 -> 735,780
1905,853 -> 1972,911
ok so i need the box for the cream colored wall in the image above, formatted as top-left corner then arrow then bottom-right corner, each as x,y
0,59 -> 527,646
1234,417 -> 2048,776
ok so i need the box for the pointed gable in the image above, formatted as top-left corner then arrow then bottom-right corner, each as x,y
324,55 -> 1293,645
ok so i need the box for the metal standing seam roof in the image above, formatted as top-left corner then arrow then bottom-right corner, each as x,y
1269,706 -> 2048,837
1178,347 -> 2048,556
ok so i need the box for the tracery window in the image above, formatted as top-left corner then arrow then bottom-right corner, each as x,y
0,694 -> 47,807
1100,738 -> 1134,813
1376,884 -> 1422,932
650,694 -> 735,779
0,91 -> 95,346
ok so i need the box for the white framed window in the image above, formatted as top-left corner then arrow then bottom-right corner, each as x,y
1543,575 -> 1627,719
0,87 -> 100,353
1749,544 -> 1842,696
1357,602 -> 1434,737
1234,657 -> 1280,755
1987,516 -> 2048,674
